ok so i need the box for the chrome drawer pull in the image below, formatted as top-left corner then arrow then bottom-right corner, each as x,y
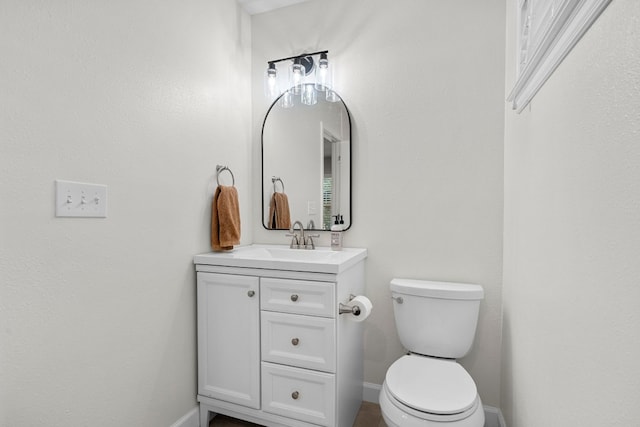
247,290 -> 255,297
291,391 -> 299,400
291,338 -> 299,346
290,294 -> 299,302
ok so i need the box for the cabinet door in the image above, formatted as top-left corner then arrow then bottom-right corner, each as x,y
197,272 -> 260,409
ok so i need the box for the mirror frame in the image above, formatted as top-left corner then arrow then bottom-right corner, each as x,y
261,89 -> 352,231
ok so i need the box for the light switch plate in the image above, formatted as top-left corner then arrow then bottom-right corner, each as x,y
55,180 -> 107,218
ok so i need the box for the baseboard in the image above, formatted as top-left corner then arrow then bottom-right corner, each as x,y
169,407 -> 199,427
363,382 -> 506,427
483,405 -> 507,427
363,381 -> 382,403
496,406 -> 507,427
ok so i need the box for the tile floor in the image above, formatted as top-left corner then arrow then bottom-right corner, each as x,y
209,401 -> 387,426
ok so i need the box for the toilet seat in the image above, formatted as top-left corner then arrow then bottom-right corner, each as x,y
381,381 -> 483,426
385,355 -> 478,416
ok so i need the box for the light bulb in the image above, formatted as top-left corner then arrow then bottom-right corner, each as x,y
326,89 -> 340,103
301,83 -> 317,106
278,90 -> 294,108
315,52 -> 332,91
291,58 -> 304,95
264,62 -> 279,99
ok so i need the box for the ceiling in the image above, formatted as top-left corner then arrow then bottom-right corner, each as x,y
237,0 -> 312,15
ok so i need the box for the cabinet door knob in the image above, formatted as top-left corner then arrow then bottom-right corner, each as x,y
291,391 -> 299,400
290,294 -> 299,302
247,290 -> 255,297
291,338 -> 299,346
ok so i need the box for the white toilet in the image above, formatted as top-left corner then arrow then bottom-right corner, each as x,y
379,278 -> 485,427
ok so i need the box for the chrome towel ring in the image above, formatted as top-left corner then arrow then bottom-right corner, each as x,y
272,176 -> 285,193
216,165 -> 235,186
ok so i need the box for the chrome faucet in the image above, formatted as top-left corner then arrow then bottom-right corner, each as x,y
287,221 -> 305,249
286,220 -> 320,250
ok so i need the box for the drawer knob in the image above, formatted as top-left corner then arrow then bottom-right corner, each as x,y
247,290 -> 255,297
291,391 -> 299,400
290,294 -> 299,302
291,338 -> 299,346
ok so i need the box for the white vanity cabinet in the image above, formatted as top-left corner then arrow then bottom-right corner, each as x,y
194,245 -> 367,427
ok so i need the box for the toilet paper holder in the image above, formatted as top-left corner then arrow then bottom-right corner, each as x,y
339,294 -> 361,316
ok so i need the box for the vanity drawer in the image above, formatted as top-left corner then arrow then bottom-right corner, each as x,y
260,278 -> 335,318
261,311 -> 336,372
261,362 -> 335,426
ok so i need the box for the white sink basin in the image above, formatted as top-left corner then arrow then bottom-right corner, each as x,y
234,246 -> 339,262
194,244 -> 367,274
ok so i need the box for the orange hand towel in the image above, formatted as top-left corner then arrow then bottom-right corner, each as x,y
268,192 -> 291,229
211,185 -> 241,251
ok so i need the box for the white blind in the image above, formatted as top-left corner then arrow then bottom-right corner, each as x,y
518,0 -> 561,73
509,0 -> 612,112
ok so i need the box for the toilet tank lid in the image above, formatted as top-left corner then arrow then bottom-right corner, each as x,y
390,279 -> 484,300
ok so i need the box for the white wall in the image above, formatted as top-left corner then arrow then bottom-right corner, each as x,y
502,1 -> 640,426
0,1 -> 251,425
251,0 -> 506,406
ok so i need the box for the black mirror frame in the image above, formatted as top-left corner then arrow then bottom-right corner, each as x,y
261,90 -> 353,232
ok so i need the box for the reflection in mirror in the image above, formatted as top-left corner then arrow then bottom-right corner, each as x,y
262,89 -> 351,231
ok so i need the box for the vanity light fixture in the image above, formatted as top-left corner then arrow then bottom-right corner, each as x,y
264,50 -> 335,107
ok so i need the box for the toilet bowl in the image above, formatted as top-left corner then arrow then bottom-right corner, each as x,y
380,279 -> 485,427
379,355 -> 484,427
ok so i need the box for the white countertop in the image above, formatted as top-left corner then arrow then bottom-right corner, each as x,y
194,244 -> 367,274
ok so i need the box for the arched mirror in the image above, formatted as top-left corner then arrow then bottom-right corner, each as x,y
262,89 -> 351,231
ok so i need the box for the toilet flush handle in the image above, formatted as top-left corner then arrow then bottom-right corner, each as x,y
391,295 -> 403,304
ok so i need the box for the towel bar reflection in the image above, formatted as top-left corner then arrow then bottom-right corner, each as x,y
272,176 -> 285,193
216,165 -> 235,186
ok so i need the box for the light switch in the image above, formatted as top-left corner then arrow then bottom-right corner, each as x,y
55,180 -> 107,218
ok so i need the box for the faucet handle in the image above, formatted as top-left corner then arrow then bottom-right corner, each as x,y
304,234 -> 321,250
286,233 -> 300,249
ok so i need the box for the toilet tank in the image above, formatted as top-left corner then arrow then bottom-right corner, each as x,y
390,279 -> 484,359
